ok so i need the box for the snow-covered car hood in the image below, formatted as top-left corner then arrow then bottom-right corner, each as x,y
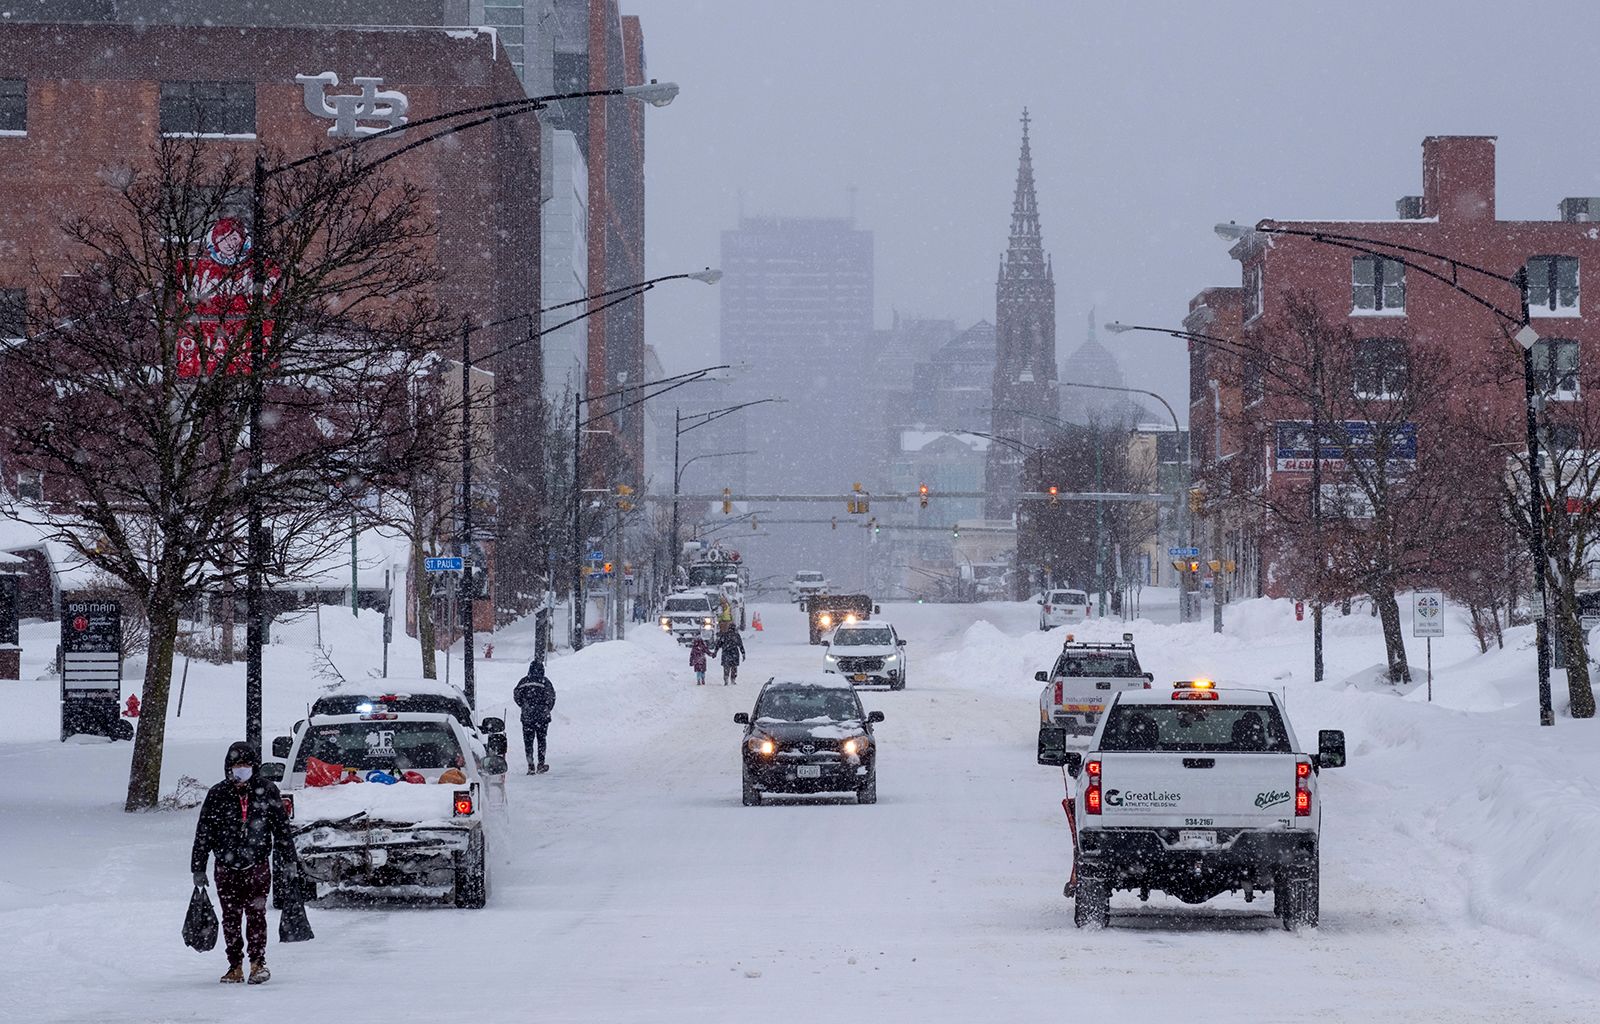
828,644 -> 897,658
754,717 -> 867,741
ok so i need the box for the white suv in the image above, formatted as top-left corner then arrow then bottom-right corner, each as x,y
789,570 -> 829,603
1038,589 -> 1091,630
822,621 -> 908,689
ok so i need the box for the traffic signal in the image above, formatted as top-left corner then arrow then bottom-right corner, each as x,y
1189,560 -> 1201,574
616,483 -> 634,511
751,515 -> 758,531
831,516 -> 837,531
602,561 -> 613,575
1048,485 -> 1059,505
722,487 -> 732,515
870,517 -> 880,535
919,483 -> 929,509
952,524 -> 960,538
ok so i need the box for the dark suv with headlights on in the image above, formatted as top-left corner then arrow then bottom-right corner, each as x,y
734,676 -> 884,806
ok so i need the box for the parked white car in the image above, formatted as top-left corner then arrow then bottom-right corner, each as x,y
1038,588 -> 1091,630
1041,679 -> 1346,930
269,710 -> 509,909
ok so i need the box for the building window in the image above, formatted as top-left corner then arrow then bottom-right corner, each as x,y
0,288 -> 24,340
1525,256 -> 1579,316
16,469 -> 43,502
1243,263 -> 1264,322
1352,255 -> 1405,314
1353,337 -> 1408,399
1532,338 -> 1580,400
1243,351 -> 1266,406
159,81 -> 256,137
0,79 -> 24,134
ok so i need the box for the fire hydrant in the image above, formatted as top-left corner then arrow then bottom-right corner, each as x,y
1295,600 -> 1305,622
484,643 -> 494,660
123,694 -> 141,718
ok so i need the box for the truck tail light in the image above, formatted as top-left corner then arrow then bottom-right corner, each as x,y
453,790 -> 474,817
1043,604 -> 1052,613
1053,681 -> 1063,706
1294,761 -> 1312,817
1085,759 -> 1102,815
282,794 -> 294,820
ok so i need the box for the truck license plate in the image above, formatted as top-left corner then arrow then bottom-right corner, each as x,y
796,765 -> 822,778
851,673 -> 868,682
1177,830 -> 1217,848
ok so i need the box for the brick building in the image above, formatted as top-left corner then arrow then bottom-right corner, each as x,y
1195,135 -> 1597,598
0,20 -> 542,628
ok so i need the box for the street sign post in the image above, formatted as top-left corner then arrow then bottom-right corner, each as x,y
1412,589 -> 1446,701
1167,546 -> 1199,558
424,556 -> 464,573
60,599 -> 125,740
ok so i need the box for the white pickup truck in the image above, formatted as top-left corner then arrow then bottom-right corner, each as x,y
1041,679 -> 1346,931
266,710 -> 509,909
1035,635 -> 1152,760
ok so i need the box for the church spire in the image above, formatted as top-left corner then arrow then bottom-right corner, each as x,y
1007,108 -> 1043,262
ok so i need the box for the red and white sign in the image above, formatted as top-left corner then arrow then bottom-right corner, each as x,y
175,219 -> 279,378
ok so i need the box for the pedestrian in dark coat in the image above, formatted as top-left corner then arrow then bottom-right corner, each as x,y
190,741 -> 296,984
689,632 -> 711,685
513,660 -> 557,773
714,624 -> 746,686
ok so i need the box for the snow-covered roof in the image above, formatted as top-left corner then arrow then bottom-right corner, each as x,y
318,678 -> 468,701
899,430 -> 989,454
767,674 -> 858,691
1117,686 -> 1277,706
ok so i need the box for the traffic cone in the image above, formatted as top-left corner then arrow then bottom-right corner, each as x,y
752,612 -> 763,632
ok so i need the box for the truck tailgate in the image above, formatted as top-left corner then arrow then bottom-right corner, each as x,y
1096,752 -> 1300,827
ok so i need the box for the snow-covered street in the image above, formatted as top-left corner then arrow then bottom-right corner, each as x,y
2,596 -> 1598,1023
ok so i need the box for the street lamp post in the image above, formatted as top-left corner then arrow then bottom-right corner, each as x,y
670,399 -> 781,578
242,79 -> 683,739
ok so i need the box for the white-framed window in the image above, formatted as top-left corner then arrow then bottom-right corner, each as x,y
1532,338 -> 1580,400
1243,263 -> 1264,322
0,288 -> 25,341
16,469 -> 43,502
159,81 -> 256,138
1352,255 -> 1405,315
1353,337 -> 1408,399
1525,256 -> 1579,317
0,79 -> 25,135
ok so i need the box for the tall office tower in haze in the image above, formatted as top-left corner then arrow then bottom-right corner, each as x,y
985,109 -> 1059,519
708,215 -> 874,584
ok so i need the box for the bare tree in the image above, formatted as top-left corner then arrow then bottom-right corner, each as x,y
0,138 -> 451,809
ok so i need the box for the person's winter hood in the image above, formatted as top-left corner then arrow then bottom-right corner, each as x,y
223,741 -> 261,775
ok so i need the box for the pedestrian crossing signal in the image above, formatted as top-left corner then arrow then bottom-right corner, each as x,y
919,483 -> 929,509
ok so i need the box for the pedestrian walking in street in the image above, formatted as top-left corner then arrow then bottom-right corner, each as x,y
689,630 -> 711,685
189,741 -> 297,985
513,660 -> 557,774
714,623 -> 746,686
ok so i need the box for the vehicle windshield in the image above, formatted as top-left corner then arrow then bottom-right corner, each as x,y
833,627 -> 892,647
294,720 -> 466,772
754,686 -> 863,722
1099,703 -> 1292,753
1056,651 -> 1143,678
687,565 -> 731,587
1050,591 -> 1087,604
796,572 -> 823,582
665,597 -> 710,612
310,693 -> 472,729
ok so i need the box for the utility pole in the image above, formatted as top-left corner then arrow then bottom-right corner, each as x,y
1208,380 -> 1224,634
1310,336 -> 1325,681
459,317 -> 476,709
245,153 -> 267,750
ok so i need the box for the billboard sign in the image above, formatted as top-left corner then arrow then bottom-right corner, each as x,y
1275,421 -> 1417,472
176,219 -> 280,378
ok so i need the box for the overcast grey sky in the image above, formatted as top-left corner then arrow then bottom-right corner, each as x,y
627,0 -> 1600,423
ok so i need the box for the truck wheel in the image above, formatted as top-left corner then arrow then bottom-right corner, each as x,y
741,773 -> 762,806
453,835 -> 488,909
1073,873 -> 1110,929
856,771 -> 877,805
1282,858 -> 1319,930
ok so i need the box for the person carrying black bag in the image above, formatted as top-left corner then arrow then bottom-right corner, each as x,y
189,741 -> 298,984
513,660 -> 557,773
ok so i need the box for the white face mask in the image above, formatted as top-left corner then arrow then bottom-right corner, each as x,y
231,766 -> 253,782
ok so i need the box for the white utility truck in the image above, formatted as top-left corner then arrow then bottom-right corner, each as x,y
1035,634 -> 1152,761
1040,679 -> 1346,930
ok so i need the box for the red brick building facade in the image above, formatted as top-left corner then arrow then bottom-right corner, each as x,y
1196,136 -> 1596,598
0,22 -> 542,628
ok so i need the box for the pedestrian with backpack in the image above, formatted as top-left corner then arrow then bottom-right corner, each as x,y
513,660 -> 557,773
714,622 -> 746,686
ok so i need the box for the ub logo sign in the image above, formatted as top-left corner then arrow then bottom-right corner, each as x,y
295,72 -> 409,139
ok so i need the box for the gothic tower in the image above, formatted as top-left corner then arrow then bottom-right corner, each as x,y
985,109 -> 1058,517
